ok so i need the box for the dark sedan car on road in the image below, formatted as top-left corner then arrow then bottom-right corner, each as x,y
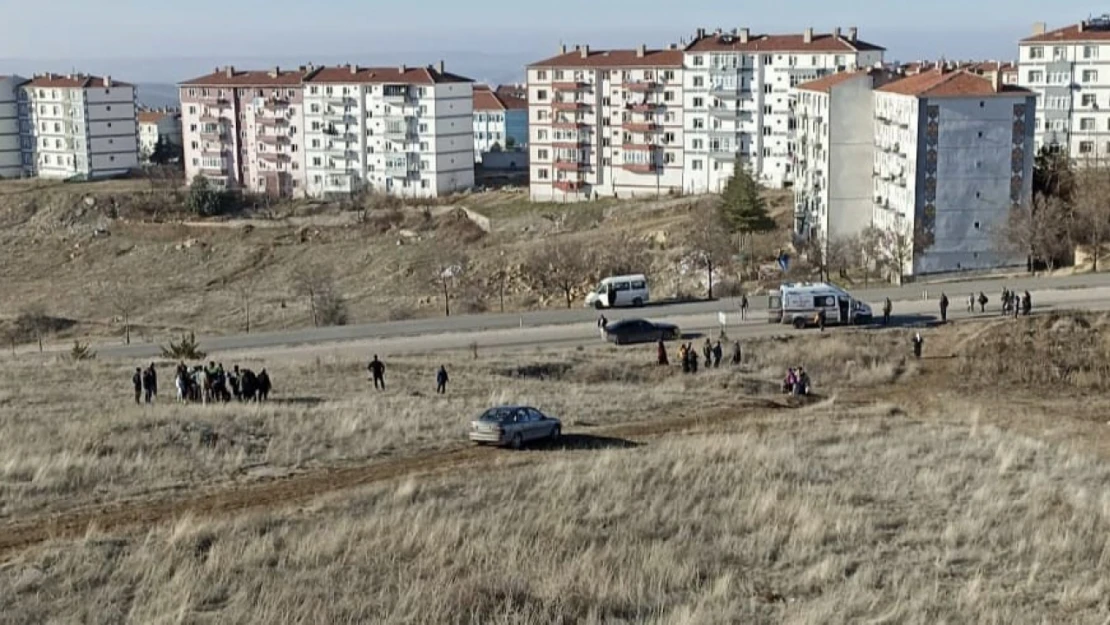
604,318 -> 681,345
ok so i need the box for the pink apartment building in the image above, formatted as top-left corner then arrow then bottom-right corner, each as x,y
179,66 -> 311,198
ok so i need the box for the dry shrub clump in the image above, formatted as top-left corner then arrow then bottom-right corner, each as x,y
5,418 -> 1110,623
747,331 -> 919,389
956,312 -> 1110,390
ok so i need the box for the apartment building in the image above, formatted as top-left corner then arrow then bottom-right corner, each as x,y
1018,15 -> 1110,159
527,44 -> 685,202
682,27 -> 885,192
180,63 -> 474,199
793,69 -> 897,248
872,69 -> 1036,276
900,60 -> 1018,85
472,84 -> 527,161
180,66 -> 313,197
19,73 -> 139,179
137,109 -> 182,159
0,76 -> 24,177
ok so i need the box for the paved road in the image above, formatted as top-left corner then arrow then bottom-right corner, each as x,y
91,272 -> 1110,360
183,284 -> 1110,362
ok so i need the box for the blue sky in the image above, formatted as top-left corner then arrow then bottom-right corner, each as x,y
0,0 -> 1101,83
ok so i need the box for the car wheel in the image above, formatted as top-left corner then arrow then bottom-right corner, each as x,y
549,424 -> 561,441
510,433 -> 524,450
633,297 -> 644,307
792,317 -> 807,330
593,301 -> 603,310
614,334 -> 625,345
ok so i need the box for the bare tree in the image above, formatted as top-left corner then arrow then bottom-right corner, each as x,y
421,245 -> 469,317
1070,165 -> 1110,272
994,193 -> 1072,272
682,204 -> 734,300
877,220 -> 915,285
522,237 -> 595,308
858,226 -> 885,289
291,264 -> 347,327
102,282 -> 140,345
235,281 -> 258,333
15,304 -> 51,352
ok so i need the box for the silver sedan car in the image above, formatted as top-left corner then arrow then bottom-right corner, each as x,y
468,405 -> 562,449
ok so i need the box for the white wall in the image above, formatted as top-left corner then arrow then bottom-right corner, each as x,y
826,77 -> 876,239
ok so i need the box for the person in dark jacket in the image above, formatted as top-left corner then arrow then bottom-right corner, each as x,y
656,339 -> 668,366
1022,291 -> 1032,316
712,340 -> 723,368
257,369 -> 271,401
142,365 -> 156,404
912,332 -> 924,359
882,298 -> 892,326
730,341 -> 742,365
939,293 -> 949,323
816,308 -> 826,332
368,355 -> 385,390
436,366 -> 449,394
132,368 -> 142,404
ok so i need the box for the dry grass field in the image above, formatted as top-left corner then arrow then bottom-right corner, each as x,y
3,312 -> 1110,621
0,178 -> 795,347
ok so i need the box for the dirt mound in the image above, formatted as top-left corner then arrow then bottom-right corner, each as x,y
956,312 -> 1110,390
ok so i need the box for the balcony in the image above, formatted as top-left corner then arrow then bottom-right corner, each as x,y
709,146 -> 738,160
258,134 -> 290,145
385,161 -> 417,177
622,122 -> 660,133
552,139 -> 586,149
552,119 -> 586,130
627,102 -> 662,113
552,81 -> 588,91
552,100 -> 586,112
709,86 -> 749,99
622,162 -> 658,173
200,146 -> 225,156
328,95 -> 357,107
553,159 -> 585,172
256,116 -> 288,128
622,81 -> 659,92
323,110 -> 357,125
258,151 -> 291,163
262,97 -> 290,110
199,129 -> 228,141
199,163 -> 228,174
621,143 -> 661,152
708,107 -> 747,120
384,127 -> 417,142
199,94 -> 230,106
553,180 -> 582,193
382,87 -> 413,104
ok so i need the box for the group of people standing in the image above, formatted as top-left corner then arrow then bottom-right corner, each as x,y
663,338 -> 743,373
366,355 -> 450,394
132,362 -> 272,405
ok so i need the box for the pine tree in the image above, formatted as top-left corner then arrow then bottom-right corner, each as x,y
720,166 -> 776,237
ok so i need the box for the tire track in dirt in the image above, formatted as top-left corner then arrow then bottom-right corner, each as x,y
0,396 -> 821,561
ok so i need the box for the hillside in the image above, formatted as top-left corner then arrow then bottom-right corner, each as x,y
0,179 -> 794,345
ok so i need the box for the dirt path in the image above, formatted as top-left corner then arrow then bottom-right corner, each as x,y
0,396 -> 817,561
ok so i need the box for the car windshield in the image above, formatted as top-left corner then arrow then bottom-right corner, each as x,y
596,284 -> 606,293
478,407 -> 518,422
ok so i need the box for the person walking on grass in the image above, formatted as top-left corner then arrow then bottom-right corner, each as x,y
882,297 -> 892,326
436,365 -> 449,394
817,308 -> 826,332
368,355 -> 386,390
912,332 -> 924,359
141,365 -> 156,404
132,367 -> 142,404
967,293 -> 975,314
730,340 -> 742,366
977,292 -> 988,314
702,338 -> 712,367
712,340 -> 723,368
740,293 -> 749,320
656,339 -> 669,366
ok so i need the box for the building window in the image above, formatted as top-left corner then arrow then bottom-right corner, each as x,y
693,97 -> 704,108
693,56 -> 704,66
536,89 -> 548,101
1080,141 -> 1094,154
1029,47 -> 1044,59
691,159 -> 702,170
537,168 -> 549,180
1084,70 -> 1099,83
1081,118 -> 1096,131
1085,45 -> 1100,59
1082,94 -> 1097,107
693,76 -> 704,87
1027,70 -> 1043,83
1053,46 -> 1066,60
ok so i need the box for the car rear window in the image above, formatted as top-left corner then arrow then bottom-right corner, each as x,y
479,408 -> 515,422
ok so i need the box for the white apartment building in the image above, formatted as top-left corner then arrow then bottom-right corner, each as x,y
682,27 -> 885,192
527,44 -> 685,202
0,75 -> 25,178
472,84 -> 528,162
302,63 -> 474,198
1018,15 -> 1110,159
793,69 -> 897,248
872,69 -> 1036,276
137,109 -> 182,159
21,74 -> 139,179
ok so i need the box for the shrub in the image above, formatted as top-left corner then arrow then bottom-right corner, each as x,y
69,340 -> 96,361
161,331 -> 206,360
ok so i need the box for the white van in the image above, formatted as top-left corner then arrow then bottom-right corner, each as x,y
584,274 -> 650,309
767,282 -> 873,329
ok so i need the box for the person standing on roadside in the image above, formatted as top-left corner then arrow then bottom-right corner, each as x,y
882,298 -> 892,326
740,293 -> 749,320
368,355 -> 386,390
436,365 -> 449,394
597,314 -> 608,338
939,293 -> 949,323
656,339 -> 669,366
977,292 -> 988,314
817,308 -> 826,332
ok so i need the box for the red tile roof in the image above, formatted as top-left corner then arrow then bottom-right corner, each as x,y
795,70 -> 872,93
685,31 -> 884,53
529,48 -> 684,69
1021,23 -> 1110,43
22,74 -> 132,88
877,69 -> 1032,98
473,84 -> 526,111
180,67 -> 314,86
305,65 -> 472,85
